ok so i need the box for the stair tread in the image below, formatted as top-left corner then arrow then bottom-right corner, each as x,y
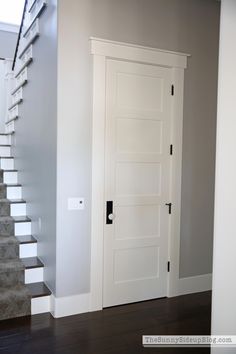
16,235 -> 37,244
0,258 -> 24,272
26,282 -> 51,298
21,257 -> 43,269
0,133 -> 14,136
0,156 -> 13,159
0,216 -> 30,223
0,235 -> 19,245
0,183 -> 21,187
3,170 -> 17,172
0,145 -> 11,147
0,284 -> 30,296
0,199 -> 25,204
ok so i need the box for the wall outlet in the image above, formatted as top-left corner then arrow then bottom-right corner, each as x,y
68,198 -> 85,210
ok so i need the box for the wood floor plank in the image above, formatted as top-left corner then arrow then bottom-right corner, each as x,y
0,291 -> 211,354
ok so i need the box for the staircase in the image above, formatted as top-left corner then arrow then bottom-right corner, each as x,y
0,134 -> 51,320
0,0 -> 51,320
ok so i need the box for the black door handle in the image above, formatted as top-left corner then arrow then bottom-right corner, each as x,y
106,201 -> 113,224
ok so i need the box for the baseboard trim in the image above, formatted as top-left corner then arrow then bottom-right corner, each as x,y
176,273 -> 212,296
48,274 -> 212,317
51,293 -> 90,318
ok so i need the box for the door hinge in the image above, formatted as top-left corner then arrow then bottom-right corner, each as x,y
171,84 -> 174,96
167,261 -> 170,272
165,202 -> 172,214
170,144 -> 173,155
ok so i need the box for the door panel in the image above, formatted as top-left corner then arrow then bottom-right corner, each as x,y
103,59 -> 172,307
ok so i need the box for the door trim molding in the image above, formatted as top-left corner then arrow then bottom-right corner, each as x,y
90,38 -> 189,311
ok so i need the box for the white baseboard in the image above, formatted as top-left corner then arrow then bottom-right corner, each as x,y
176,273 -> 212,296
45,274 -> 212,318
51,293 -> 90,318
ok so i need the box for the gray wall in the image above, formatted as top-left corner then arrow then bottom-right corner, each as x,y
57,0 -> 220,297
12,0 -> 58,293
0,30 -> 17,59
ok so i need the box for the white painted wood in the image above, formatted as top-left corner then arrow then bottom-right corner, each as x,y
90,54 -> 106,311
11,87 -> 23,108
90,39 -> 188,311
15,221 -> 31,236
15,46 -> 33,78
51,293 -> 90,318
19,243 -> 37,258
25,267 -> 44,284
10,203 -> 26,217
24,0 -> 47,37
90,38 -> 190,69
103,60 -> 172,307
211,0 -> 236,339
0,146 -> 11,157
19,20 -> 39,59
28,0 -> 37,12
31,295 -> 51,315
167,68 -> 185,297
5,121 -> 15,134
0,135 -> 10,145
12,68 -> 28,95
177,274 -> 212,295
0,158 -> 14,170
3,60 -> 15,126
7,186 -> 22,199
8,105 -> 19,122
3,171 -> 17,184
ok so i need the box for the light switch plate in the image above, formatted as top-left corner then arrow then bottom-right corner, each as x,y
68,198 -> 85,210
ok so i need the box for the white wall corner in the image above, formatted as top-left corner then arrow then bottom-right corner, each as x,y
50,293 -> 90,318
172,273 -> 212,296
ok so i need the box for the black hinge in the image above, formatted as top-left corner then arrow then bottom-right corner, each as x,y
165,203 -> 172,214
170,144 -> 173,155
167,261 -> 170,272
171,84 -> 174,96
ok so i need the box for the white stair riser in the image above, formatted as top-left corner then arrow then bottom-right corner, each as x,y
19,21 -> 39,59
6,121 -> 15,134
15,221 -> 31,235
19,243 -> 37,258
4,171 -> 17,184
25,267 -> 44,284
11,88 -> 23,107
0,158 -> 14,170
0,136 -> 10,145
11,203 -> 26,217
0,146 -> 11,157
31,296 -> 51,315
7,186 -> 22,199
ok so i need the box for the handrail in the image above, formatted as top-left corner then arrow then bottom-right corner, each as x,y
12,0 -> 28,71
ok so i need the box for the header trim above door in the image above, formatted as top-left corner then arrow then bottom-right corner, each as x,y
90,37 -> 190,69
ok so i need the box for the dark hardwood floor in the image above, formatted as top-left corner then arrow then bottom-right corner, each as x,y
0,291 -> 211,354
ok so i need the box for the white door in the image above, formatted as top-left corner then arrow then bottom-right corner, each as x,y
103,59 -> 172,307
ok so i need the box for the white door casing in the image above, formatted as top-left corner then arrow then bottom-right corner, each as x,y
103,60 -> 172,307
90,38 -> 189,311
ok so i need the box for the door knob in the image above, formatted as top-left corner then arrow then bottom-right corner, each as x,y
108,213 -> 115,221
